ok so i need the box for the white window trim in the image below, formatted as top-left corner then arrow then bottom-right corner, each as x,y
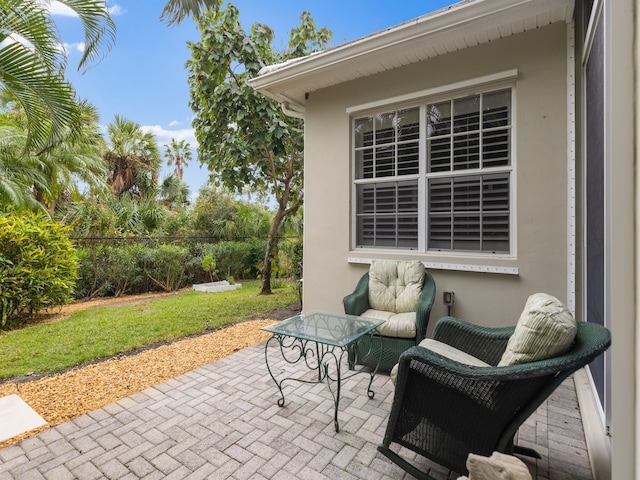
346,69 -> 518,116
347,257 -> 519,275
350,74 -> 518,261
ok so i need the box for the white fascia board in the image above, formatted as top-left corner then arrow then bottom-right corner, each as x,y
249,0 -> 574,100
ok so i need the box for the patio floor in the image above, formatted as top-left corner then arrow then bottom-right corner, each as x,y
0,339 -> 594,480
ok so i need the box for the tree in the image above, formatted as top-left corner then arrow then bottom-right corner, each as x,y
164,138 -> 192,181
0,0 -> 115,152
159,174 -> 190,209
187,5 -> 330,294
103,115 -> 161,199
0,0 -> 218,154
0,94 -> 107,213
160,0 -> 221,25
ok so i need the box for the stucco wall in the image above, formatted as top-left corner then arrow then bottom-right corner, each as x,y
301,22 -> 569,330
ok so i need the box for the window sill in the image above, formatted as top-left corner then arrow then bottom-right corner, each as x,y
347,256 -> 519,275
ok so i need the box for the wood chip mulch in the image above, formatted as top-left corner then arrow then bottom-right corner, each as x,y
0,315 -> 278,449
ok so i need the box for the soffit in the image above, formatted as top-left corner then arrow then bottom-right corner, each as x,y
249,0 -> 575,108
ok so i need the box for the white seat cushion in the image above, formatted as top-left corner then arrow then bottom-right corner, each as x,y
498,293 -> 577,366
390,338 -> 489,384
362,309 -> 416,338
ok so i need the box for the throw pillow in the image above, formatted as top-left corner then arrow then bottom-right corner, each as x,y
498,293 -> 577,366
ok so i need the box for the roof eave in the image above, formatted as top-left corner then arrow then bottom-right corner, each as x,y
249,0 -> 574,104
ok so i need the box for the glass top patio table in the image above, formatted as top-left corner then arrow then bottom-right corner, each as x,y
262,311 -> 384,347
262,311 -> 385,432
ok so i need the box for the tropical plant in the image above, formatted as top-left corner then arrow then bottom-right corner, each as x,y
160,0 -> 221,25
0,96 -> 108,212
187,6 -> 330,294
103,115 -> 161,198
159,174 -> 190,209
201,253 -> 218,282
0,0 -> 115,152
163,138 -> 192,181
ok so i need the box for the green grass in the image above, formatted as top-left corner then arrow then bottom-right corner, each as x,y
0,281 -> 298,380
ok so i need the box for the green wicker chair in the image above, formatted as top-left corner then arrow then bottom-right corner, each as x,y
343,262 -> 436,371
377,316 -> 612,479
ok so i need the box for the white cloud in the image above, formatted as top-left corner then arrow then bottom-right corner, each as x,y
168,120 -> 182,127
141,125 -> 198,149
63,42 -> 85,53
49,1 -> 124,17
49,1 -> 78,17
108,4 -> 125,16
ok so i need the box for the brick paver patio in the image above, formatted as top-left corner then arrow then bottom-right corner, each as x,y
0,339 -> 594,479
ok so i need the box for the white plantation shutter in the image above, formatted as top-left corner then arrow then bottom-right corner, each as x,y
353,87 -> 512,253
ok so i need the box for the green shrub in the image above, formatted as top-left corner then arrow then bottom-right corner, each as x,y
144,244 -> 189,292
0,212 -> 78,327
74,239 -> 270,300
75,244 -> 147,298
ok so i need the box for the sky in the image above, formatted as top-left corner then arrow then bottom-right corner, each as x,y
54,0 -> 458,200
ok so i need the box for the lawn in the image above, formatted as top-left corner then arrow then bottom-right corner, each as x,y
0,280 -> 299,380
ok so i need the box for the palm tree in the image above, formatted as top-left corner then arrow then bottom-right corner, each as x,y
163,138 -> 192,181
159,174 -> 191,208
160,0 -> 222,25
0,0 -> 217,154
0,0 -> 116,152
0,94 -> 107,213
104,115 -> 161,199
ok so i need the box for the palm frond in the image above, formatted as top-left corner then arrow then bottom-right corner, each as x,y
57,0 -> 116,72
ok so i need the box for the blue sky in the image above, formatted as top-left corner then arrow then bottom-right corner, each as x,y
53,0 -> 457,199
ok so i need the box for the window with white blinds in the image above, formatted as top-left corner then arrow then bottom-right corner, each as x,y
353,88 -> 512,254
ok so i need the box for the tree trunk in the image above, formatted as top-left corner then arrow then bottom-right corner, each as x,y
260,207 -> 286,295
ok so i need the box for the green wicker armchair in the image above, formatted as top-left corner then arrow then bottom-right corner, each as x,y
343,261 -> 436,371
377,316 -> 612,479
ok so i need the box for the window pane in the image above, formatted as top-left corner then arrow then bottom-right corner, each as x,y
428,215 -> 451,250
376,217 -> 397,246
375,112 -> 395,144
482,174 -> 510,211
355,117 -> 373,148
453,95 -> 480,133
482,214 -> 509,253
375,145 -> 395,177
355,181 -> 418,248
428,178 -> 451,212
482,214 -> 510,252
376,184 -> 397,213
398,108 -> 420,142
482,129 -> 510,167
453,176 -> 481,211
398,216 -> 419,248
427,174 -> 509,252
356,216 -> 375,246
453,215 -> 481,250
453,133 -> 480,170
427,101 -> 451,136
356,184 -> 375,214
483,89 -> 511,129
397,143 -> 419,175
428,137 -> 451,172
355,150 -> 374,179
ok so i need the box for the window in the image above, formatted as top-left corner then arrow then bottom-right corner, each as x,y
353,88 -> 512,254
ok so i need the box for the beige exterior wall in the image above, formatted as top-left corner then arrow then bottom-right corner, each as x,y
302,23 -> 570,329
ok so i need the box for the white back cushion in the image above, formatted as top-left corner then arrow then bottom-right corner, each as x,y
368,260 -> 425,313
